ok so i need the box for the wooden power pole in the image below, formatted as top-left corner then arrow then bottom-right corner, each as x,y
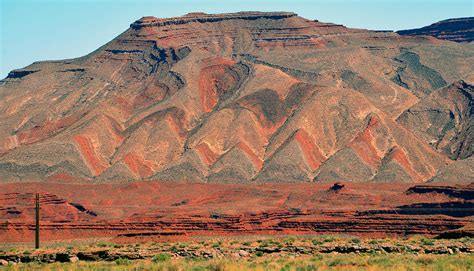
35,193 -> 40,249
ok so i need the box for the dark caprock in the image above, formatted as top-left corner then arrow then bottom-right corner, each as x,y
35,193 -> 40,249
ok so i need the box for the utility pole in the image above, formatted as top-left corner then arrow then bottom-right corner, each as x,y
35,193 -> 40,249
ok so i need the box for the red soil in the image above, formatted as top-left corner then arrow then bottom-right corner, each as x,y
72,135 -> 107,176
350,117 -> 382,169
164,114 -> 187,140
391,146 -> 423,182
17,113 -> 82,145
123,153 -> 154,177
236,142 -> 263,170
199,58 -> 236,112
294,129 -> 326,171
0,182 -> 472,244
195,142 -> 218,166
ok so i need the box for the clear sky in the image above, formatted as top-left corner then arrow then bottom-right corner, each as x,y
1,0 -> 472,79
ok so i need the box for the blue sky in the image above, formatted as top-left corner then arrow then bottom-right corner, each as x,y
1,0 -> 473,79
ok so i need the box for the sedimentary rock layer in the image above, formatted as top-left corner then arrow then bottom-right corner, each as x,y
0,12 -> 473,183
0,182 -> 472,242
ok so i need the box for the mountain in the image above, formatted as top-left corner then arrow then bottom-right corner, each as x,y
0,12 -> 473,183
397,17 -> 474,43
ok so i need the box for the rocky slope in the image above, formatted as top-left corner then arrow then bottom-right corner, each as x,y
397,17 -> 474,43
397,80 -> 473,160
0,12 -> 473,183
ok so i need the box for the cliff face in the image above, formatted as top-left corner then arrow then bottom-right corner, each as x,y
397,17 -> 474,43
0,12 -> 473,183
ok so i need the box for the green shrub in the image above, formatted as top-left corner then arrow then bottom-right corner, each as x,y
115,257 -> 131,265
350,238 -> 361,244
255,251 -> 264,257
312,239 -> 323,245
166,263 -> 180,271
152,253 -> 171,262
459,237 -> 473,244
367,256 -> 394,267
323,237 -> 335,243
415,257 -> 434,265
207,261 -> 226,271
284,237 -> 295,245
296,264 -> 318,271
327,257 -> 365,267
327,258 -> 346,267
212,242 -> 221,248
258,242 -> 268,248
421,238 -> 434,246
247,261 -> 258,268
96,242 -> 110,247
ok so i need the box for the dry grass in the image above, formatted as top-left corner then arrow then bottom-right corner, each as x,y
2,254 -> 473,271
1,235 -> 472,270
